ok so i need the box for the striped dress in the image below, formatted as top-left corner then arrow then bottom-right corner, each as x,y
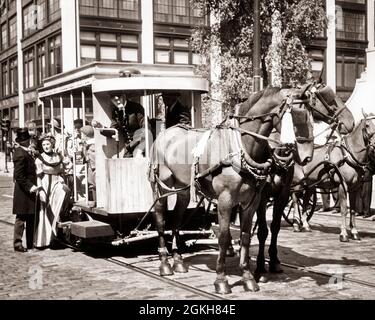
34,153 -> 71,248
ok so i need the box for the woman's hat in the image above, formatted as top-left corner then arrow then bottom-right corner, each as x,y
40,133 -> 56,145
81,125 -> 94,138
15,127 -> 31,143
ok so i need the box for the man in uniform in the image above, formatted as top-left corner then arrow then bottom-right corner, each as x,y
110,94 -> 148,157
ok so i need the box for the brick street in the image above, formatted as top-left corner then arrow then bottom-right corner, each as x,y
1,174 -> 375,300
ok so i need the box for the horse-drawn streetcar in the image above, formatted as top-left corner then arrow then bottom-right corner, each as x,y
38,62 -> 213,247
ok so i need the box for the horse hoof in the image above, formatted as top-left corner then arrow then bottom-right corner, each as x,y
339,235 -> 349,243
243,279 -> 260,292
159,262 -> 174,276
269,263 -> 283,274
256,274 -> 269,283
351,233 -> 361,241
254,268 -> 268,283
214,280 -> 232,294
173,261 -> 188,273
301,226 -> 312,232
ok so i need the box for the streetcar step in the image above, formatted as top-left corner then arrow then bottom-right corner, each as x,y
70,221 -> 115,238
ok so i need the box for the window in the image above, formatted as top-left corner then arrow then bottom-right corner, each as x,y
1,23 -> 8,51
81,45 -> 96,64
23,1 -> 60,38
80,30 -> 140,65
99,0 -> 117,17
49,35 -> 61,76
10,106 -> 18,121
100,33 -> 117,42
154,36 -> 200,65
9,16 -> 16,46
154,0 -> 208,25
24,48 -> 35,89
48,0 -> 61,22
80,0 -> 98,16
36,0 -> 47,29
23,4 -> 37,37
1,62 -> 9,97
336,52 -> 365,89
121,48 -> 138,62
25,102 -> 37,122
80,0 -> 140,20
37,42 -> 47,85
120,34 -> 138,62
336,8 -> 366,41
119,0 -> 139,19
9,56 -> 18,94
100,46 -> 117,61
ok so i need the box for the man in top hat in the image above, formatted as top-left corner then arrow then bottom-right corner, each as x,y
161,92 -> 191,128
12,128 -> 39,252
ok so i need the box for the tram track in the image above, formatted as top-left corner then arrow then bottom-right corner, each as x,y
1,217 -> 375,297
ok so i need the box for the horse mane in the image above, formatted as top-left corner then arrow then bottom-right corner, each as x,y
237,86 -> 281,116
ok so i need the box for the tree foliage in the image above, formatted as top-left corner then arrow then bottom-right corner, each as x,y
190,0 -> 327,121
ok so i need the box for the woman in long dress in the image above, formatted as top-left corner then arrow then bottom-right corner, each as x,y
34,135 -> 71,248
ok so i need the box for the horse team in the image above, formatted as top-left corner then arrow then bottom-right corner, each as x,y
148,83 -> 375,294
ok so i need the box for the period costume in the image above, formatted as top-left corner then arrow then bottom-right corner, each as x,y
12,128 -> 38,252
34,148 -> 71,248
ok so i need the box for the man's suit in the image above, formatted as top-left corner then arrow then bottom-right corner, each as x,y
12,146 -> 37,249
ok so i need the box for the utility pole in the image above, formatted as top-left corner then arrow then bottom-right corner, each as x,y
253,0 -> 261,92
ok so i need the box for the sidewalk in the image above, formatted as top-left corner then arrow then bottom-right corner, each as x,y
0,152 -> 13,177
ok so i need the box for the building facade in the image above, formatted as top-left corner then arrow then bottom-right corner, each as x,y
0,0 -> 374,140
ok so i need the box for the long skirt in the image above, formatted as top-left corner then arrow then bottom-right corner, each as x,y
34,174 -> 70,248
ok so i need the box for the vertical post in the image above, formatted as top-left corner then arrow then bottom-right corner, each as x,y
253,0 -> 261,93
60,96 -> 64,153
50,98 -> 54,133
190,92 -> 195,128
16,0 -> 25,127
41,100 -> 45,133
71,92 -> 77,202
326,0 -> 336,91
81,90 -> 86,123
144,90 -> 150,159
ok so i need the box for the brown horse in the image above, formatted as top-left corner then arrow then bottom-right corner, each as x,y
254,84 -> 355,280
292,117 -> 375,242
148,87 -> 315,294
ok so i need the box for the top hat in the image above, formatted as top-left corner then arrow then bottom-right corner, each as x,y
15,127 -> 31,143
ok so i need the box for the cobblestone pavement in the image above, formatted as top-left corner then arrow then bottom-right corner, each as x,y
1,174 -> 375,300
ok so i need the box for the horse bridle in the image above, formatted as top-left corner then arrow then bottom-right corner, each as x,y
308,84 -> 348,125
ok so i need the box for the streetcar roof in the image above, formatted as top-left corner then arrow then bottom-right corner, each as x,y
38,62 -> 209,98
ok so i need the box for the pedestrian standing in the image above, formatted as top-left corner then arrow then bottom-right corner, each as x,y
34,134 -> 71,249
12,128 -> 39,252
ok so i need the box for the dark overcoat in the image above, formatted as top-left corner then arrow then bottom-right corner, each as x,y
12,146 -> 37,215
165,101 -> 191,128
